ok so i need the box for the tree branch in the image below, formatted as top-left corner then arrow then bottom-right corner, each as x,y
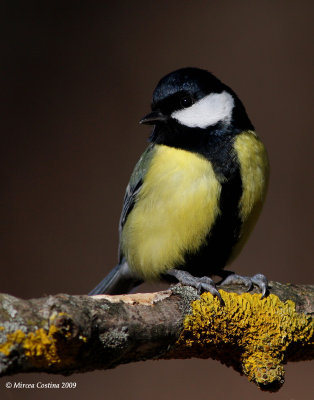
0,282 -> 313,392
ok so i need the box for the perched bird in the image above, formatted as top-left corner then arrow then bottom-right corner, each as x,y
89,67 -> 269,301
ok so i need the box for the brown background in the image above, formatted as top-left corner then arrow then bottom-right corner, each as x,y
1,1 -> 313,399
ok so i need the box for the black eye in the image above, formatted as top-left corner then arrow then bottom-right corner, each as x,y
180,96 -> 193,108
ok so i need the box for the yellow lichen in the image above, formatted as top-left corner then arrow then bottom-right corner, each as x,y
0,314 -> 88,368
0,326 -> 61,367
23,325 -> 62,366
177,291 -> 313,390
0,330 -> 26,356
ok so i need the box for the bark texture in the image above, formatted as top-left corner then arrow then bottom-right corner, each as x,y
0,282 -> 313,392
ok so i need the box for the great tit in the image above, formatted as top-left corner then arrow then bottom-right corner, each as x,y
89,67 -> 269,302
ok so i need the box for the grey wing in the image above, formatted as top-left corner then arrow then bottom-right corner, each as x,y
118,178 -> 143,235
118,144 -> 156,259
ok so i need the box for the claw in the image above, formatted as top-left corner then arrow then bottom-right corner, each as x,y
164,269 -> 225,306
198,277 -> 224,305
251,273 -> 268,298
218,272 -> 268,298
219,274 -> 252,290
195,283 -> 202,295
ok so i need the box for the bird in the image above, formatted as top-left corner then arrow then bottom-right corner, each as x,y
89,67 -> 269,302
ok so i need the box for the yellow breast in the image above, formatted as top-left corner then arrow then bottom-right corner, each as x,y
121,144 -> 221,280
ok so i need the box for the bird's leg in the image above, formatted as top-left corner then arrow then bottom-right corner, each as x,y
216,270 -> 268,298
163,269 -> 224,305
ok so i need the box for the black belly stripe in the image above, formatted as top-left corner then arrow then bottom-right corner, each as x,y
182,165 -> 243,276
181,137 -> 243,276
151,123 -> 245,276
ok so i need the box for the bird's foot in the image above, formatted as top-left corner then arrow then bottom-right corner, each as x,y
218,272 -> 268,298
164,269 -> 224,305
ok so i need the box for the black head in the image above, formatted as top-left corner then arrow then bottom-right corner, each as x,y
140,68 -> 253,135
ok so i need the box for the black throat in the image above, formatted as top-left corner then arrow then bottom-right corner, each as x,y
149,121 -> 240,179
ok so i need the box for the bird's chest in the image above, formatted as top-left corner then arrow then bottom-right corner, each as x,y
121,133 -> 268,279
121,145 -> 222,279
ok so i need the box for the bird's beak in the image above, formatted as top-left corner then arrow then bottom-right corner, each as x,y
139,111 -> 168,125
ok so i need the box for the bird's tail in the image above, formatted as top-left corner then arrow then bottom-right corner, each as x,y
88,260 -> 143,295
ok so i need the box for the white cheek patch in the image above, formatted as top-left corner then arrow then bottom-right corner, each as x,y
171,91 -> 235,129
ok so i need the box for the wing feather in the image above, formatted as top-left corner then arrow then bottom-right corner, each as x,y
118,144 -> 156,259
